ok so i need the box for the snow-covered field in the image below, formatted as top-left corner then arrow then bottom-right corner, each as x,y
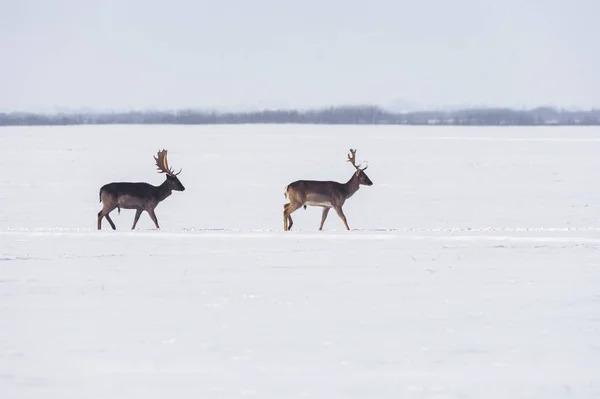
1,124 -> 600,398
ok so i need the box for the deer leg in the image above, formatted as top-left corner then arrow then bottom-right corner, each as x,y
333,206 -> 350,230
98,206 -> 117,230
284,202 -> 302,231
131,209 -> 143,230
286,204 -> 296,231
284,203 -> 295,231
104,213 -> 116,230
319,207 -> 331,230
147,208 -> 160,229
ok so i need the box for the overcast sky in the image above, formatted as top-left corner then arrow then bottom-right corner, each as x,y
1,0 -> 599,112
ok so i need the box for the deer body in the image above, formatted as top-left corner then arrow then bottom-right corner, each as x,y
285,178 -> 360,208
283,149 -> 372,231
97,150 -> 185,230
100,181 -> 173,209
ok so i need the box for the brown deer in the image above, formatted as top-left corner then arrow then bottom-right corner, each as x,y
97,150 -> 185,230
283,149 -> 373,231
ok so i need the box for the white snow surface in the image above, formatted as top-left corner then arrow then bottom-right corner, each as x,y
1,124 -> 600,398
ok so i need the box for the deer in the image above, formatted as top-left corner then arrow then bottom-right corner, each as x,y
97,149 -> 185,230
283,149 -> 373,231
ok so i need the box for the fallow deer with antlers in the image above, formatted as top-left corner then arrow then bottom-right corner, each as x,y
97,149 -> 185,230
283,149 -> 373,231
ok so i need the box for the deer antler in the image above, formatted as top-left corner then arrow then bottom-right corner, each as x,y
154,149 -> 182,176
347,148 -> 367,171
347,149 -> 357,168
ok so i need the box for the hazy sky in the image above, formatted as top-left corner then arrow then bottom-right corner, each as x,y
1,0 -> 599,111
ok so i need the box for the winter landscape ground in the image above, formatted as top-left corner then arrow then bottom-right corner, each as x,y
1,124 -> 600,398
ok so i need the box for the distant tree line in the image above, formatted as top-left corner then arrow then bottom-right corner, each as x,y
1,105 -> 600,126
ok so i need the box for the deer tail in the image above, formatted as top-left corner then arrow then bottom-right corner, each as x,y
117,206 -> 121,214
303,205 -> 307,210
283,185 -> 288,199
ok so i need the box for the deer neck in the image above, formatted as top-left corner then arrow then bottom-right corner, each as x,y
156,180 -> 173,202
344,173 -> 361,198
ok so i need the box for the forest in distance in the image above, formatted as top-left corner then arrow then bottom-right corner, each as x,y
2,105 -> 600,126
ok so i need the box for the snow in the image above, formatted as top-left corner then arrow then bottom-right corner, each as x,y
1,124 -> 600,398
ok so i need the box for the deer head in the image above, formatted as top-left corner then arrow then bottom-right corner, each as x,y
154,149 -> 185,191
347,149 -> 373,186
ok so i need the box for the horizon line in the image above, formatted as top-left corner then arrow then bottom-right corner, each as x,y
2,103 -> 600,115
